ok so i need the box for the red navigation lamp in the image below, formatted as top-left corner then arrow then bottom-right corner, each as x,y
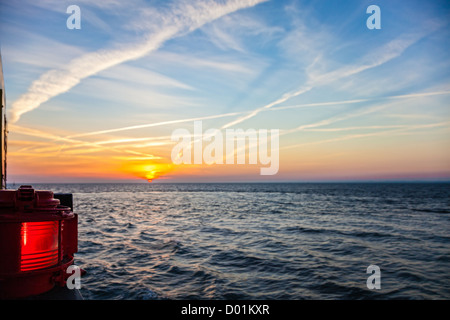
20,220 -> 59,272
0,185 -> 82,299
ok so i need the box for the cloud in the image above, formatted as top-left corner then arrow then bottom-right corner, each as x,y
277,90 -> 450,134
221,86 -> 312,129
220,28 -> 435,129
8,0 -> 267,123
65,111 -> 243,139
9,123 -> 160,158
282,121 -> 450,150
100,64 -> 195,90
307,33 -> 428,87
148,50 -> 258,75
61,89 -> 450,146
283,99 -> 408,136
202,13 -> 284,52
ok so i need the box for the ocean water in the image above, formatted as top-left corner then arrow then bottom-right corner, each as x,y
20,183 -> 450,300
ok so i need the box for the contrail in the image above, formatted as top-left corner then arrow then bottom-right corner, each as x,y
220,29 -> 436,129
9,123 -> 160,158
9,0 -> 267,123
282,90 -> 450,136
281,100 -> 405,136
21,89 -> 449,156
65,89 -> 450,141
66,111 -> 244,139
221,86 -> 312,129
17,88 -> 449,155
281,121 -> 450,150
270,90 -> 450,111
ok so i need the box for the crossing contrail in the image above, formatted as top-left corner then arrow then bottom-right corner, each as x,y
8,0 -> 267,123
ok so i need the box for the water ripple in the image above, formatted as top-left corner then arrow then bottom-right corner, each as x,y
25,182 -> 450,300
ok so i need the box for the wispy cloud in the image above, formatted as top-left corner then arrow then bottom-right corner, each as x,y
282,121 -> 450,150
66,111 -> 243,139
9,123 -> 160,158
306,34 -> 425,87
266,90 -> 450,116
221,86 -> 312,129
15,88 -> 449,158
148,50 -> 259,76
202,13 -> 283,52
220,19 -> 440,129
47,89 -> 450,154
282,99 -> 413,136
8,0 -> 267,123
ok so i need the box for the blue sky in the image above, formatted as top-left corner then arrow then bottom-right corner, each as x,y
0,0 -> 449,182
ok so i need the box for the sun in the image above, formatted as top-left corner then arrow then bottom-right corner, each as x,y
120,162 -> 174,182
145,172 -> 157,182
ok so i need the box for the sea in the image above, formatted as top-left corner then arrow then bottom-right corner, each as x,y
15,182 -> 450,300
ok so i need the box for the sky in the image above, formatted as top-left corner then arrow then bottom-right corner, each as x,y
0,0 -> 449,183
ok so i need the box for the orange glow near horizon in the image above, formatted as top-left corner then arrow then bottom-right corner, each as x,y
5,125 -> 450,183
119,162 -> 175,182
2,1 -> 450,183
4,106 -> 450,183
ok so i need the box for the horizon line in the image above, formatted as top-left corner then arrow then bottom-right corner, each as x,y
6,180 -> 450,185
